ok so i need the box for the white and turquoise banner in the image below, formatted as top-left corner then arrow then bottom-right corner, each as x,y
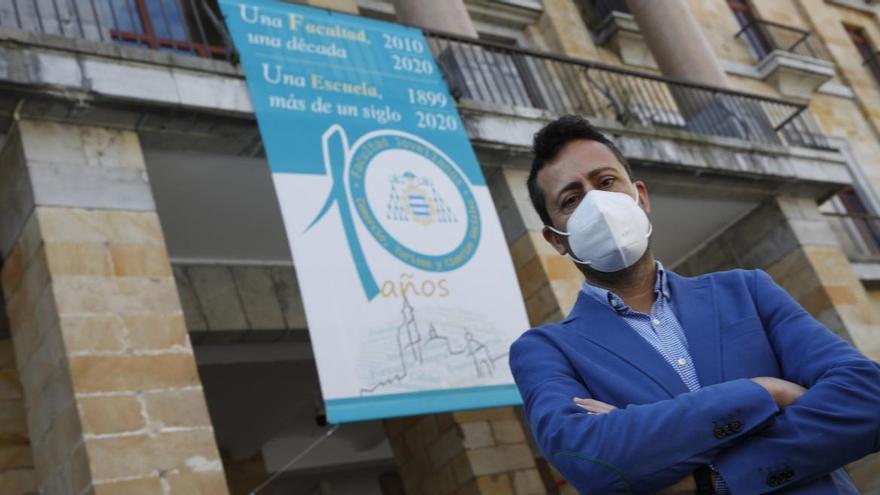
219,0 -> 528,423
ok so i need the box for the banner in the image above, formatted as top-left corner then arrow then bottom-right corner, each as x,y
219,0 -> 529,423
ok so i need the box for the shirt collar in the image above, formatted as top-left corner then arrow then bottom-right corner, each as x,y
580,260 -> 670,313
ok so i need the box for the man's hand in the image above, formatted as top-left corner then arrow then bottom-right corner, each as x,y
573,397 -> 616,414
751,377 -> 807,408
655,474 -> 696,495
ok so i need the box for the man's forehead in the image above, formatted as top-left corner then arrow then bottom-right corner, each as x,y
551,139 -> 622,169
540,140 -> 625,183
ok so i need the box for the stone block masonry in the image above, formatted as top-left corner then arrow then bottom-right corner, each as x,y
0,119 -> 228,494
0,340 -> 37,494
384,408 -> 547,495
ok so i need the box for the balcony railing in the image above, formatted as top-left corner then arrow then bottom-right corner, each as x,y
824,212 -> 880,261
0,4 -> 833,151
0,0 -> 234,60
734,19 -> 832,62
427,32 -> 831,150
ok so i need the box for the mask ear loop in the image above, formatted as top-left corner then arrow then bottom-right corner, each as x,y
545,225 -> 568,237
634,188 -> 654,240
545,225 -> 593,266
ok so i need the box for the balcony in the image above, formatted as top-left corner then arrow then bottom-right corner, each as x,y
0,0 -> 234,61
734,20 -> 835,101
735,19 -> 832,62
0,2 -> 832,154
427,31 -> 830,150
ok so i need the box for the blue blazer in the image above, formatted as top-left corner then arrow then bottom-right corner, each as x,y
509,269 -> 880,494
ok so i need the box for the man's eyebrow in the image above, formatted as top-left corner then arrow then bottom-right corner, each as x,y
550,165 -> 623,208
552,166 -> 620,201
586,166 -> 619,180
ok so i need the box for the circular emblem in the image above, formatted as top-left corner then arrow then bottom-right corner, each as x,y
347,133 -> 480,272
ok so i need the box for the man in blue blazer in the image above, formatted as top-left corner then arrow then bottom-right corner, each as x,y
509,115 -> 880,494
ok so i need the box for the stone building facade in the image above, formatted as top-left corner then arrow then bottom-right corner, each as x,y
0,0 -> 878,494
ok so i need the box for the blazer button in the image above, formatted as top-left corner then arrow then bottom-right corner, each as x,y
766,474 -> 779,487
730,421 -> 743,432
783,468 -> 795,479
713,427 -> 726,439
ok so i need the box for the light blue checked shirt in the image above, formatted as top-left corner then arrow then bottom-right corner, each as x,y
581,261 -> 730,493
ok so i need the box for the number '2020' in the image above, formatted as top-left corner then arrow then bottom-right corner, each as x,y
392,55 -> 434,75
416,111 -> 458,131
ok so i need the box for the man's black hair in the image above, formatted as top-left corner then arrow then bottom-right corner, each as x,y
527,115 -> 633,227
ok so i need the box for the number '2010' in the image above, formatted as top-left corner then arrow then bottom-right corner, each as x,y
382,34 -> 426,53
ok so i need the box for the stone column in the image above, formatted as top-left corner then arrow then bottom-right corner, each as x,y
677,195 -> 880,358
527,0 -> 598,60
0,119 -> 228,494
624,0 -> 729,88
385,408 -> 546,495
392,0 -> 477,38
0,339 -> 35,494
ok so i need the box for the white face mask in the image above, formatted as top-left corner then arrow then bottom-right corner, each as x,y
547,188 -> 652,272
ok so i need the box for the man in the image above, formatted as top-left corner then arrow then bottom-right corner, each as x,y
508,115 -> 880,494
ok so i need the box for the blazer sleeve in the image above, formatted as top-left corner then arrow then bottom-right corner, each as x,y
713,270 -> 880,494
509,330 -> 779,494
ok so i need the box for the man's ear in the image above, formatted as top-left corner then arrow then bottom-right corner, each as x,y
542,226 -> 568,256
634,180 -> 651,215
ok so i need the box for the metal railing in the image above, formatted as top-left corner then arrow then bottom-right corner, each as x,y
734,19 -> 832,62
427,31 -> 831,150
0,3 -> 833,150
0,0 -> 234,60
823,212 -> 880,260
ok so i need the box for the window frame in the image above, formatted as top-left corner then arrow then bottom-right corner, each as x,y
844,23 -> 880,85
104,0 -> 229,58
727,0 -> 774,61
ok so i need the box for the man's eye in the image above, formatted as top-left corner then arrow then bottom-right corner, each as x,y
562,195 -> 582,209
600,178 -> 615,189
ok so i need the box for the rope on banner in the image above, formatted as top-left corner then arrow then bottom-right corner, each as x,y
247,424 -> 341,495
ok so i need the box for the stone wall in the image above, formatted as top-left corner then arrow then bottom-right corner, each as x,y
0,340 -> 35,494
384,408 -> 545,495
0,119 -> 229,494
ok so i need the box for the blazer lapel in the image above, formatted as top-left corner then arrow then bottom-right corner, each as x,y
565,291 -> 690,398
666,272 -> 722,386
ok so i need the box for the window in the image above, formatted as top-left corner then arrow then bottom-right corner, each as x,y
578,0 -> 629,30
101,0 -> 230,58
836,187 -> 880,256
727,0 -> 772,60
844,24 -> 880,85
